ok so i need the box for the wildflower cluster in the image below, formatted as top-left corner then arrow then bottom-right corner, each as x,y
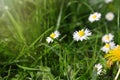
100,33 -> 120,64
0,0 -> 119,79
46,11 -> 101,43
101,33 -> 115,53
45,0 -> 116,77
46,12 -> 114,43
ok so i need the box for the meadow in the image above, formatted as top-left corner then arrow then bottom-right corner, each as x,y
0,0 -> 120,80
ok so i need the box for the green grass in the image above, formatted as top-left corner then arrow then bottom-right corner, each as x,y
0,0 -> 120,80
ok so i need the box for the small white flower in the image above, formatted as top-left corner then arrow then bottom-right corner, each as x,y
73,28 -> 92,41
105,12 -> 114,21
88,12 -> 101,23
101,42 -> 115,53
46,30 -> 60,43
51,30 -> 60,39
104,0 -> 113,4
94,63 -> 103,75
102,33 -> 114,43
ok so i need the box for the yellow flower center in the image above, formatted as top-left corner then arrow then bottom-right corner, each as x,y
105,36 -> 109,40
78,30 -> 85,37
105,43 -> 110,48
92,15 -> 97,19
50,33 -> 56,38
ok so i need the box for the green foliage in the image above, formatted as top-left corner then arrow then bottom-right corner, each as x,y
0,0 -> 120,80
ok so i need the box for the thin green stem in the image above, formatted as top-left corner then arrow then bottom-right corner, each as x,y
69,40 -> 74,47
104,22 -> 108,33
83,2 -> 94,13
114,65 -> 120,80
117,9 -> 120,43
117,9 -> 119,31
56,0 -> 64,30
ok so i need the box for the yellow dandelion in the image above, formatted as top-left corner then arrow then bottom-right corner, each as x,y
105,45 -> 120,62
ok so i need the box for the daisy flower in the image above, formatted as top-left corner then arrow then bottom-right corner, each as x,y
88,12 -> 101,23
101,42 -> 115,53
102,33 -> 114,43
73,28 -> 92,41
94,63 -> 103,75
105,12 -> 114,21
104,0 -> 113,4
46,30 -> 60,43
105,45 -> 120,62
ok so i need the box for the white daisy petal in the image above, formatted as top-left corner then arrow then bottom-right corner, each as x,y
85,28 -> 92,36
46,37 -> 53,43
54,30 -> 60,38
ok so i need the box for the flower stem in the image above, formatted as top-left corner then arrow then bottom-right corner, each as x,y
114,66 -> 120,80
